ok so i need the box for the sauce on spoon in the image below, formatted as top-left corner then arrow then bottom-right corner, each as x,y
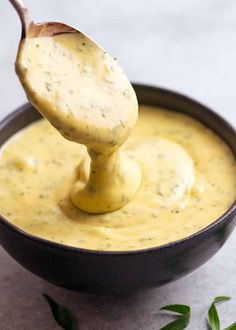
16,32 -> 141,213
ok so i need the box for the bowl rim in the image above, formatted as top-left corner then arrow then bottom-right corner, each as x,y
0,83 -> 236,256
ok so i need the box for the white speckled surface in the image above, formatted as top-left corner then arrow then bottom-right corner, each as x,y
0,1 -> 236,329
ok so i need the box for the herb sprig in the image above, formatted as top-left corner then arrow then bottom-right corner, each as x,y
43,294 -> 236,330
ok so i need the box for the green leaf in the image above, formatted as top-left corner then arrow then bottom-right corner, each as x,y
223,322 -> 236,330
208,303 -> 220,330
213,296 -> 231,304
208,296 -> 231,330
43,294 -> 76,330
159,304 -> 191,330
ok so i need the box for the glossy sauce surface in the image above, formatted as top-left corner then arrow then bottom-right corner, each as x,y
0,106 -> 235,251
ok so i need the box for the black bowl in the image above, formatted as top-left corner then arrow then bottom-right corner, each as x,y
0,84 -> 235,294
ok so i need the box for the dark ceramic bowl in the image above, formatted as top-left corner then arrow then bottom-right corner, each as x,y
0,84 -> 236,294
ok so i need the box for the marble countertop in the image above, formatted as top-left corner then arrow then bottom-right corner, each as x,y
0,1 -> 236,329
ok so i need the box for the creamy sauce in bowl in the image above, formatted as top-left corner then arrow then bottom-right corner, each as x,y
1,28 -> 235,252
0,105 -> 235,251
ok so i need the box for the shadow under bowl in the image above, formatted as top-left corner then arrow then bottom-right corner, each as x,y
0,84 -> 235,294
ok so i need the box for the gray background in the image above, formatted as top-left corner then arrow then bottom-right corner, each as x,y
0,0 -> 236,329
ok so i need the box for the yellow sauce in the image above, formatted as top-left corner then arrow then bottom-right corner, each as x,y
0,106 -> 235,251
15,33 -> 141,213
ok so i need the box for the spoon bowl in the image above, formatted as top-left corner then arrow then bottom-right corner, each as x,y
0,84 -> 235,294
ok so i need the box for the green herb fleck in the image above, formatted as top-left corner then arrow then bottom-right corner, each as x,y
119,120 -> 125,128
160,304 -> 190,330
157,188 -> 164,196
151,213 -> 158,218
109,140 -> 117,147
123,89 -> 130,98
43,294 -> 76,330
139,237 -> 154,242
52,159 -> 62,166
45,82 -> 53,92
101,110 -> 106,118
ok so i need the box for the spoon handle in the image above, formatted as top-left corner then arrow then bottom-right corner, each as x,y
8,0 -> 31,37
